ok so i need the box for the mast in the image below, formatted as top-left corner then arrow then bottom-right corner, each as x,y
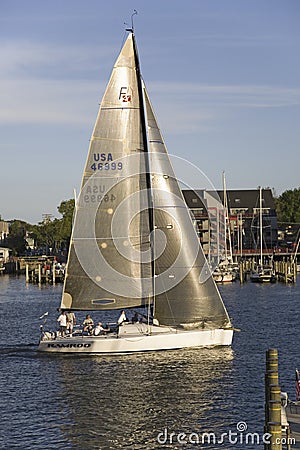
239,212 -> 243,259
222,171 -> 233,263
222,172 -> 228,263
259,186 -> 263,266
131,31 -> 155,305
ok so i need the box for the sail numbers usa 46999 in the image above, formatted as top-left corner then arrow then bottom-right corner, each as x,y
91,153 -> 123,171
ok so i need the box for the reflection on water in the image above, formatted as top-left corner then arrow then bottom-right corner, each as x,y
56,348 -> 234,449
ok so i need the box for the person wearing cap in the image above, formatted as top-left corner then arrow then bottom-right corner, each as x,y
94,322 -> 110,336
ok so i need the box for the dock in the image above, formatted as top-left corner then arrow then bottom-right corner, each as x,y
238,258 -> 297,284
25,264 -> 65,284
24,260 -> 65,284
1,256 -> 65,284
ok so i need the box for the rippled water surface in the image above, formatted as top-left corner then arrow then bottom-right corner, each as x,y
0,275 -> 299,449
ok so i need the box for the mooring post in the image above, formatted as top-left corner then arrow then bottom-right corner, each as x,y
52,262 -> 56,285
265,349 -> 282,450
268,422 -> 282,450
265,384 -> 281,423
38,263 -> 42,285
239,263 -> 244,284
25,264 -> 29,283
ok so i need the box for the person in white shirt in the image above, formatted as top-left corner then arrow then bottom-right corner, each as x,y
117,310 -> 127,325
57,311 -> 67,337
94,322 -> 110,336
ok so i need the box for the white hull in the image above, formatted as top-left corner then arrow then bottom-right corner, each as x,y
250,271 -> 276,283
38,323 -> 233,354
213,272 -> 235,283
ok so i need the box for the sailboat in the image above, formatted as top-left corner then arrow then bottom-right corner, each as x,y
213,172 -> 237,283
250,187 -> 276,283
38,29 -> 233,353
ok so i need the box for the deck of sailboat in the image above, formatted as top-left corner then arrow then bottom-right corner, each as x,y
38,322 -> 233,354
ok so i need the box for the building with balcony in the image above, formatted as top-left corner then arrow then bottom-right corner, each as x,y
182,188 -> 278,257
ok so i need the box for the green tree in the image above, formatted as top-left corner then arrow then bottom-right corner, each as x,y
27,199 -> 74,253
275,188 -> 300,223
57,199 -> 75,243
3,199 -> 75,255
2,220 -> 28,255
32,219 -> 61,253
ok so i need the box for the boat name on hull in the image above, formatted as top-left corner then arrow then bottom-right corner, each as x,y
47,342 -> 92,349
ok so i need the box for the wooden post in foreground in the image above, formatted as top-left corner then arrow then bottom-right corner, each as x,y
265,349 -> 282,450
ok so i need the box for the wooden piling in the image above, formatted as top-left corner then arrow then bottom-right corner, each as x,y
269,400 -> 282,423
239,263 -> 244,284
266,348 -> 278,370
52,262 -> 56,285
25,264 -> 29,283
38,264 -> 42,285
274,260 -> 297,283
268,422 -> 282,450
265,349 -> 282,450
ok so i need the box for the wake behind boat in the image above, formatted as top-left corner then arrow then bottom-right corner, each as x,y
38,27 -> 233,354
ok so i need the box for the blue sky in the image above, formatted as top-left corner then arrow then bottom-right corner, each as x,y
0,0 -> 299,223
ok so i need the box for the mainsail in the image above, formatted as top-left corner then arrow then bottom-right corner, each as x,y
61,33 -> 152,310
61,31 -> 231,331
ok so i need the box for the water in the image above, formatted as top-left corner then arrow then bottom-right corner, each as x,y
0,275 -> 299,449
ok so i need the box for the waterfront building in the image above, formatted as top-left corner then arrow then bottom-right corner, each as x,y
182,188 -> 278,256
0,221 -> 9,242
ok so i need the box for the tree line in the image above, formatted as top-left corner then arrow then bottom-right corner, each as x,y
0,199 -> 75,256
1,188 -> 300,256
274,188 -> 300,225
